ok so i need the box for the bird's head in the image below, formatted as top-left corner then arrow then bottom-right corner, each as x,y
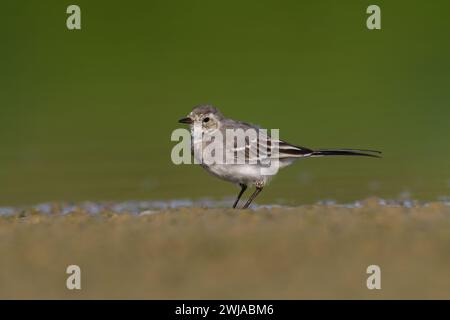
178,104 -> 224,131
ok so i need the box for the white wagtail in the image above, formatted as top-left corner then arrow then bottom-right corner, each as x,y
179,105 -> 381,209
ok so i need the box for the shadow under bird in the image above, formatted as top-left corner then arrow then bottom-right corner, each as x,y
179,105 -> 381,209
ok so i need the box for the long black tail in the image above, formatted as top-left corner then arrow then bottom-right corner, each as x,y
311,148 -> 382,158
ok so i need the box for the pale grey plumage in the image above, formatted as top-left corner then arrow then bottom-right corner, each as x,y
179,104 -> 381,209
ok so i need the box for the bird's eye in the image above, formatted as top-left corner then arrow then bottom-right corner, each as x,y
203,117 -> 210,123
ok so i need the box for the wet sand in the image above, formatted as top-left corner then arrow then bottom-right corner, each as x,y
1,198 -> 450,299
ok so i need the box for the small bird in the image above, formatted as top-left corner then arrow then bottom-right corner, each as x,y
179,105 -> 381,209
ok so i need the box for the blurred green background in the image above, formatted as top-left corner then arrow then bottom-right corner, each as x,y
1,0 -> 449,206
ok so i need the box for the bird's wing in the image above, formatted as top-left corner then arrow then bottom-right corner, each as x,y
221,120 -> 313,163
276,140 -> 314,158
217,119 -> 381,163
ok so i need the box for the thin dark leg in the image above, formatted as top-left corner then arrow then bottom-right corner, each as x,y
242,187 -> 263,209
233,184 -> 247,209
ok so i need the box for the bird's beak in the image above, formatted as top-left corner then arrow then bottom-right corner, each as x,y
178,117 -> 193,124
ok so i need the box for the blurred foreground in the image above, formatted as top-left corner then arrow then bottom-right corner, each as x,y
1,198 -> 450,299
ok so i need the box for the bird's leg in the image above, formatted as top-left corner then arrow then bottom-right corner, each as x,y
233,184 -> 247,209
242,187 -> 263,209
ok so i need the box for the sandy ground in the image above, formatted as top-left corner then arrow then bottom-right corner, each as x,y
1,198 -> 450,299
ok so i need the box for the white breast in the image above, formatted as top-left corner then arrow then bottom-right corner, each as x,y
202,163 -> 266,185
191,130 -> 288,186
